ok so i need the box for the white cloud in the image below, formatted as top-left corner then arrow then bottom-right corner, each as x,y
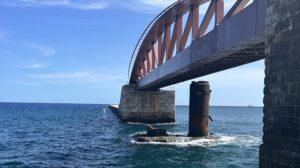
142,0 -> 175,7
113,0 -> 176,14
114,0 -> 242,14
71,2 -> 108,10
20,0 -> 69,5
0,32 -> 56,56
0,0 -> 240,13
21,63 -> 46,69
26,70 -> 127,87
0,31 -> 55,56
12,80 -> 44,86
28,42 -> 56,56
1,0 -> 109,10
1,63 -> 47,70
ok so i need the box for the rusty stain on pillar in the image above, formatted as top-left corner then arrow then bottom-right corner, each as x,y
188,81 -> 211,137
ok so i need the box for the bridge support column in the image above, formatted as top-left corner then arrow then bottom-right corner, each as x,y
188,81 -> 211,137
118,84 -> 175,123
260,0 -> 300,167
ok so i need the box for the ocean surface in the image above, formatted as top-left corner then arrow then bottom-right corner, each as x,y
0,103 -> 263,168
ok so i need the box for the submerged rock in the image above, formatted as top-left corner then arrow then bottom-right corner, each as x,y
146,125 -> 167,137
133,125 -> 218,144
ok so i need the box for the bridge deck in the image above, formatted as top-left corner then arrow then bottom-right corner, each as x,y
137,0 -> 266,90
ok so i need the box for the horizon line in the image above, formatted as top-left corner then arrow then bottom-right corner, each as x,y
0,101 -> 263,107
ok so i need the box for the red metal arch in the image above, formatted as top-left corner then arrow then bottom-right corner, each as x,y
128,0 -> 252,84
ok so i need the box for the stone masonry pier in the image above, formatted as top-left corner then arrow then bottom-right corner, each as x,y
117,84 -> 175,123
260,0 -> 300,167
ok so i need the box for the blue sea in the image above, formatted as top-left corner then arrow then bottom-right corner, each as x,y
0,103 -> 263,168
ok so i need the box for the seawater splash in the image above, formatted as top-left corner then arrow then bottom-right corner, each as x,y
127,122 -> 176,126
131,132 -> 261,148
232,134 -> 262,147
131,132 -> 233,147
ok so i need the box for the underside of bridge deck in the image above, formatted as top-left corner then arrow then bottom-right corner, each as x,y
138,42 -> 265,90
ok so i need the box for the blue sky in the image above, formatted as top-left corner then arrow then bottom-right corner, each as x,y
0,0 -> 264,106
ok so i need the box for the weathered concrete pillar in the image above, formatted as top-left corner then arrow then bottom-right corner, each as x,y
118,84 -> 175,123
188,81 -> 211,137
260,0 -> 300,167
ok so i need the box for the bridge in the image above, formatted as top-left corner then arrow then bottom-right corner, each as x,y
128,0 -> 266,90
117,0 -> 267,126
113,0 -> 300,167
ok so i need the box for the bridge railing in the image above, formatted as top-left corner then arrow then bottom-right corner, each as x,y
128,0 -> 252,84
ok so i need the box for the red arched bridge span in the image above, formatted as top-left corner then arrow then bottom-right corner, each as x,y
128,0 -> 266,90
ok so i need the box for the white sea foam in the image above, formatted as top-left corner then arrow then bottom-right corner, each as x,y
130,131 -> 147,137
127,122 -> 176,126
233,135 -> 262,147
131,132 -> 261,148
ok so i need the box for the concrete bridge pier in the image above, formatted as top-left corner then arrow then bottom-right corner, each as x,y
188,81 -> 211,137
118,84 -> 175,123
